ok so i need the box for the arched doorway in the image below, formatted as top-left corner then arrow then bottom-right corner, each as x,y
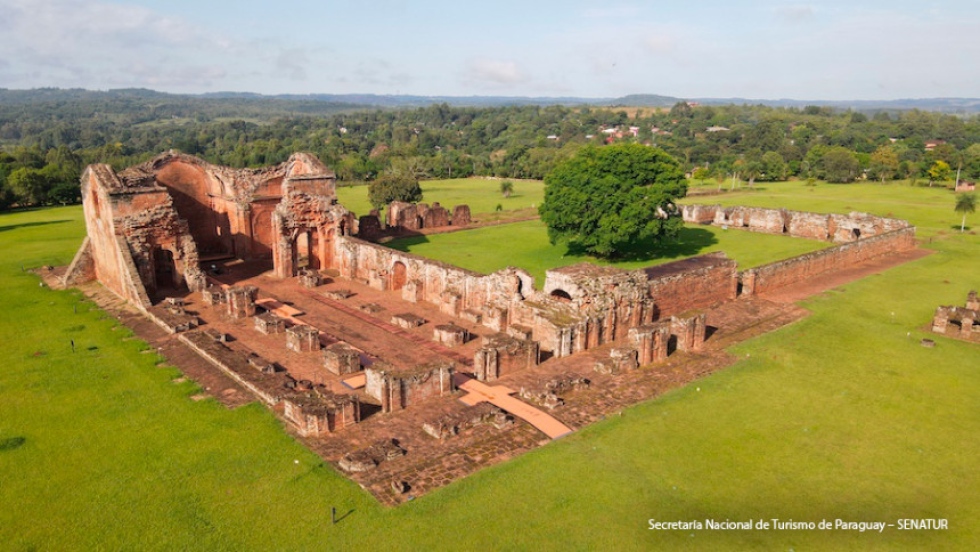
154,248 -> 177,290
550,289 -> 572,302
391,261 -> 408,291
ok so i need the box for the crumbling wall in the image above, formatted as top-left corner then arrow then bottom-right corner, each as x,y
682,204 -> 910,243
281,390 -> 360,436
334,235 -> 532,321
740,227 -> 916,296
473,333 -> 540,381
365,362 -> 456,413
643,253 -> 737,320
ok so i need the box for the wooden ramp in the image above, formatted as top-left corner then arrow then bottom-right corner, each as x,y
454,374 -> 573,439
255,298 -> 304,318
342,373 -> 366,390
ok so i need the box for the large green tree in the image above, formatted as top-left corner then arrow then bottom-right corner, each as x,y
869,145 -> 899,183
820,147 -> 861,183
539,143 -> 687,258
367,172 -> 422,210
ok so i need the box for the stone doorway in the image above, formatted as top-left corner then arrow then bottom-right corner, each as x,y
391,261 -> 408,291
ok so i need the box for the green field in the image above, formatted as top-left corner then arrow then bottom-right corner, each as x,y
336,177 -> 544,218
387,219 -> 830,283
2,182 -> 978,549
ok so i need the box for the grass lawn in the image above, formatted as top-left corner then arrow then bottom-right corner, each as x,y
681,179 -> 969,239
1,183 -> 978,549
336,177 -> 544,218
388,219 -> 830,283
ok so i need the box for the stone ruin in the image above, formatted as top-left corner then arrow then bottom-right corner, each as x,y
64,151 -> 352,308
62,151 -> 925,503
384,201 -> 467,233
421,403 -> 513,439
365,362 -> 456,413
473,333 -> 540,382
286,324 -> 321,352
281,387 -> 360,437
682,204 -> 910,243
519,374 -> 591,410
932,290 -> 979,342
179,329 -> 360,435
339,439 -> 406,473
433,323 -> 469,347
322,343 -> 362,375
226,285 -> 258,319
254,312 -> 285,335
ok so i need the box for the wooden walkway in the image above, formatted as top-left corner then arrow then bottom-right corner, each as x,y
455,373 -> 573,439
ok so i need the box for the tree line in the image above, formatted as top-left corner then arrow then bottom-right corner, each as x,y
3,92 -> 980,210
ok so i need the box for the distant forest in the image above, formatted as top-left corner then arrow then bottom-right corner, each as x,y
2,88 -> 979,210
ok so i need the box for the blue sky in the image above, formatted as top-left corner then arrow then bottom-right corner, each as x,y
1,0 -> 977,100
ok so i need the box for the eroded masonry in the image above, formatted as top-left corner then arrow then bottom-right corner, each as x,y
63,152 -> 918,504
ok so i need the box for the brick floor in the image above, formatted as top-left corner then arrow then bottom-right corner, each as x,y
71,261 -> 810,506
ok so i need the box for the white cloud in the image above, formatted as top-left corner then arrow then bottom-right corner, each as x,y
774,5 -> 816,23
463,59 -> 527,87
0,0 -> 306,91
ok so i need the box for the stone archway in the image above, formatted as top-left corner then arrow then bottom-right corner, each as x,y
154,248 -> 176,288
391,261 -> 408,291
551,289 -> 572,302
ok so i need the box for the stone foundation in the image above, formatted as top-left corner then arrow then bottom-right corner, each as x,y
473,333 -> 540,382
433,323 -> 469,347
286,324 -> 321,352
322,343 -> 362,375
365,362 -> 456,413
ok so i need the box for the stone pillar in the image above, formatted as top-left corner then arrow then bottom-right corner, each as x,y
932,307 -> 950,334
961,314 -> 975,337
473,347 -> 499,382
433,324 -> 469,347
226,285 -> 258,319
652,323 -> 670,362
452,205 -> 471,226
609,347 -> 639,372
286,324 -> 321,352
629,323 -> 671,364
672,313 -> 707,352
967,290 -> 979,311
323,343 -> 361,375
739,271 -> 756,297
402,280 -> 424,303
483,304 -> 508,332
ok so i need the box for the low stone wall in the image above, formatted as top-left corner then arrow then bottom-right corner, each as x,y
739,226 -> 916,296
643,253 -> 738,319
682,204 -> 909,243
334,235 -> 532,325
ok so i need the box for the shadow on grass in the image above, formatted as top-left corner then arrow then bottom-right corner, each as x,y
0,436 -> 26,451
565,227 -> 720,263
0,219 -> 71,233
949,225 -> 973,232
385,234 -> 431,252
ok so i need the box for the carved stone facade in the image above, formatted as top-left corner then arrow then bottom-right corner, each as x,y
64,151 -> 353,307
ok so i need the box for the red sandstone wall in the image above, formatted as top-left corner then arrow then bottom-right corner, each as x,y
647,262 -> 737,320
335,236 -> 531,320
741,227 -> 916,296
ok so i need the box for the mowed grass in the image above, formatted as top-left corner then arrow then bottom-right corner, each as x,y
336,177 -> 544,218
681,179 -> 970,239
2,188 -> 979,550
388,219 -> 830,283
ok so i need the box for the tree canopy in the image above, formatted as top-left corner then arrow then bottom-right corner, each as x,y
954,193 -> 976,232
538,143 -> 687,257
367,172 -> 422,209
